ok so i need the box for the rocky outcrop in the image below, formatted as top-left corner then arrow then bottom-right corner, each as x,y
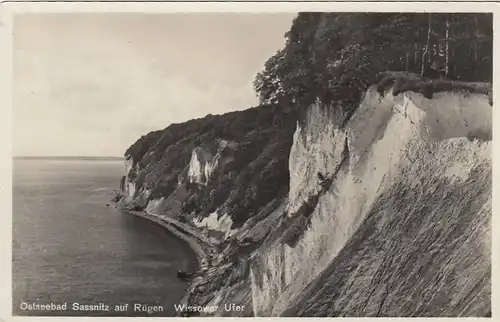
187,139 -> 238,186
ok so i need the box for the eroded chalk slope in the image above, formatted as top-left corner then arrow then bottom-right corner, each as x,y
250,87 -> 492,317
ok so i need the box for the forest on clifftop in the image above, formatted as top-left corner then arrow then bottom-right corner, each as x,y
254,13 -> 492,122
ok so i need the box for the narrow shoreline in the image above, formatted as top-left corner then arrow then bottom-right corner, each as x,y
114,202 -> 216,313
126,209 -> 209,267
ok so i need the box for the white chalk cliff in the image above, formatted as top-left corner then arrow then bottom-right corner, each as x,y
250,86 -> 491,316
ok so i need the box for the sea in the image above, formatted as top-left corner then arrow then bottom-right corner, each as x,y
12,157 -> 197,317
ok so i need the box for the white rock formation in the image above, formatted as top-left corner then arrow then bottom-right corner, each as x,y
251,86 -> 492,316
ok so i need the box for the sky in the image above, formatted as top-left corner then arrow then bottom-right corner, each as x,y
13,13 -> 296,157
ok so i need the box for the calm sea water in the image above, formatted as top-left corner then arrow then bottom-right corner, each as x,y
12,158 -> 197,317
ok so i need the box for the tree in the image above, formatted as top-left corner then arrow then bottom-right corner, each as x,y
421,13 -> 432,76
445,16 -> 450,77
253,49 -> 287,105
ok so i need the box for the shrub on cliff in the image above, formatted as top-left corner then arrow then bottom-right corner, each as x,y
150,170 -> 180,199
217,127 -> 294,228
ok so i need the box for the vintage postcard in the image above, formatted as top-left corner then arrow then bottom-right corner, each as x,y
0,1 -> 496,319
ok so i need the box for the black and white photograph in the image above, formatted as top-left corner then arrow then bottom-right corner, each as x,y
8,4 -> 493,318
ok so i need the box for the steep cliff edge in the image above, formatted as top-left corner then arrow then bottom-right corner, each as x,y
251,84 -> 491,317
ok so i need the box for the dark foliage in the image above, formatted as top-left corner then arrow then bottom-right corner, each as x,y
125,130 -> 163,168
125,103 -> 297,228
183,109 -> 297,228
254,13 -> 492,126
149,170 -> 180,200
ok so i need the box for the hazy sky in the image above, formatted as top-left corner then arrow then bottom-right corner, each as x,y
13,13 -> 296,157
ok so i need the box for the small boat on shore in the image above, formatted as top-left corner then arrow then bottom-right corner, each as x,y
177,270 -> 194,280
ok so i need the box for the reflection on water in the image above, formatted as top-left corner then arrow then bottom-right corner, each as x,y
12,158 -> 197,316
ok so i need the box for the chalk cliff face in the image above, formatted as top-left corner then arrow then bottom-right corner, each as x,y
118,81 -> 491,317
187,140 -> 237,186
250,86 -> 491,317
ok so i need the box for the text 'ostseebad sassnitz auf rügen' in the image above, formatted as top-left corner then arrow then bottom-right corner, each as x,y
19,302 -> 164,314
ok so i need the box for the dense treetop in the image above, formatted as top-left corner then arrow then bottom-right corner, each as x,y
254,13 -> 492,121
